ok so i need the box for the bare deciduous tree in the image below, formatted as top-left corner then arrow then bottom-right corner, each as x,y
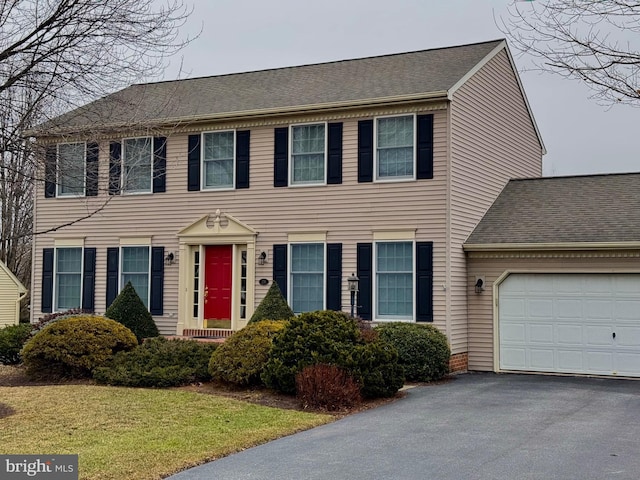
0,0 -> 193,293
500,0 -> 640,106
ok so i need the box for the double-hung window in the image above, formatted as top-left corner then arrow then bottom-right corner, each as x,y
203,130 -> 235,189
55,248 -> 83,310
121,246 -> 150,308
123,137 -> 152,194
376,115 -> 415,180
376,241 -> 413,319
291,123 -> 326,185
290,243 -> 325,313
57,143 -> 85,196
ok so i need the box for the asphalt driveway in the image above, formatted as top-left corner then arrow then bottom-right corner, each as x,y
168,373 -> 640,480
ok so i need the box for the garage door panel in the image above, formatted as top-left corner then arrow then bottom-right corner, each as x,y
617,352 -> 640,375
616,327 -> 640,347
527,299 -> 553,318
556,299 -> 583,320
586,351 -> 614,373
557,350 -> 584,370
499,274 -> 640,377
501,323 -> 526,342
556,325 -> 583,345
529,323 -> 554,343
584,300 -> 614,320
585,326 -> 614,346
530,349 -> 555,369
501,348 -> 526,369
500,298 -> 526,318
615,301 -> 640,321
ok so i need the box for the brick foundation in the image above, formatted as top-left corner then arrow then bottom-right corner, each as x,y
449,352 -> 468,373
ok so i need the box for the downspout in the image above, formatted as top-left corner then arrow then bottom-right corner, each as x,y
444,101 -> 452,342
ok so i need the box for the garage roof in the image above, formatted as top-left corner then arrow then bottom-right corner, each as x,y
464,173 -> 640,248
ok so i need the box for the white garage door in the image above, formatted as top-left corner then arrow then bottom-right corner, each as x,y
499,273 -> 640,377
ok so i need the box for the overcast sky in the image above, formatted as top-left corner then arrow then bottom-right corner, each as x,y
161,0 -> 638,177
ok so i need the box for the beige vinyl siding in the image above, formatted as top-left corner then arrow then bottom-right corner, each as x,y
466,250 -> 640,371
32,106 -> 449,334
447,50 -> 543,354
0,267 -> 25,326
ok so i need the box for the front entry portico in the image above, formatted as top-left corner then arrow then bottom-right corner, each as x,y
176,210 -> 257,335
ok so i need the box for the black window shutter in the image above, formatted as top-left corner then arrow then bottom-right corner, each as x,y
41,248 -> 54,313
273,127 -> 288,187
109,142 -> 121,195
327,123 -> 343,184
416,241 -> 433,322
153,137 -> 167,193
358,120 -> 374,183
85,142 -> 99,197
236,130 -> 250,189
106,247 -> 119,308
187,134 -> 201,191
150,246 -> 164,315
44,146 -> 56,198
82,248 -> 96,311
356,243 -> 373,320
417,114 -> 434,179
326,243 -> 342,311
272,244 -> 287,298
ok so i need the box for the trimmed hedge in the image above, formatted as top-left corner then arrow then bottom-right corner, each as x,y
105,281 -> 159,342
376,323 -> 450,382
209,320 -> 287,386
94,337 -> 218,388
248,281 -> 294,324
21,315 -> 138,379
262,310 -> 404,398
0,324 -> 33,365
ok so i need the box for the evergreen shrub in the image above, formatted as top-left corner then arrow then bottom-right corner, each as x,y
21,315 -> 137,379
105,281 -> 159,342
209,320 -> 287,386
376,323 -> 450,382
0,323 -> 33,364
93,337 -> 218,388
248,281 -> 294,324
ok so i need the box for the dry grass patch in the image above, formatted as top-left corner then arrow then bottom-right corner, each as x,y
0,385 -> 331,479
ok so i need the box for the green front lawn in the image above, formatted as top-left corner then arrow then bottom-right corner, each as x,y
0,385 -> 331,479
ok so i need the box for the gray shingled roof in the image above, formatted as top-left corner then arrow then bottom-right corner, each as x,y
32,40 -> 503,135
465,173 -> 640,246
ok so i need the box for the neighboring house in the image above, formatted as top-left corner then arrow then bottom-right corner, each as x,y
0,260 -> 27,326
465,174 -> 640,377
27,39 -> 544,372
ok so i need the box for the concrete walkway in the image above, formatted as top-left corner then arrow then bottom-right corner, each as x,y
167,373 -> 640,480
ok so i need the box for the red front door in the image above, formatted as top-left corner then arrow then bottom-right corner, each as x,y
204,245 -> 232,323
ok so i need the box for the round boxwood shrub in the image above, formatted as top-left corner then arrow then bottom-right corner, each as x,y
262,310 -> 404,398
375,323 -> 450,382
94,337 -> 218,388
209,320 -> 287,386
0,323 -> 33,365
21,315 -> 138,380
105,281 -> 159,342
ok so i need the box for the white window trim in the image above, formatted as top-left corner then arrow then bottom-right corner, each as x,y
288,121 -> 328,187
373,240 -> 416,322
53,247 -> 84,312
122,136 -> 153,195
119,245 -> 152,308
288,242 -> 327,313
201,129 -> 236,191
56,142 -> 86,198
373,113 -> 417,183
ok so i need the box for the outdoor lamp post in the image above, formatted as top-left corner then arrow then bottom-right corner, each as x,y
347,273 -> 359,318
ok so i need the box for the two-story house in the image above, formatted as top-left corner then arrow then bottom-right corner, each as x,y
28,39 -> 544,372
